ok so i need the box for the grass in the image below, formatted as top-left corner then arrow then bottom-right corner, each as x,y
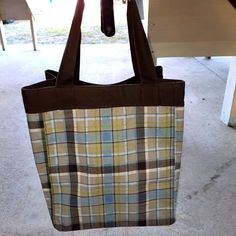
4,20 -> 128,45
44,27 -> 69,35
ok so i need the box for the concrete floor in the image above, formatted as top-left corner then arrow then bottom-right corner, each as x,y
0,44 -> 236,236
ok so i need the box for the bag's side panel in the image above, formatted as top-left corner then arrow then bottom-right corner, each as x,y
27,113 -> 52,217
174,107 -> 184,200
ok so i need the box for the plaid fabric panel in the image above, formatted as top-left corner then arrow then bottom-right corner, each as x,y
27,106 -> 184,231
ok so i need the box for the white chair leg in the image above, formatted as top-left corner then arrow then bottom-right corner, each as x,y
0,20 -> 7,51
221,57 -> 236,127
30,16 -> 37,51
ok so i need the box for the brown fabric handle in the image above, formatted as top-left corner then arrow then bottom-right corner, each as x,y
56,0 -> 158,87
57,0 -> 84,87
127,0 -> 157,83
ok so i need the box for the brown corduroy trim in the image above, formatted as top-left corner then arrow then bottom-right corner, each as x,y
22,71 -> 184,114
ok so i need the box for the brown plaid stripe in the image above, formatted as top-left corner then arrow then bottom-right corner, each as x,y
27,106 -> 184,231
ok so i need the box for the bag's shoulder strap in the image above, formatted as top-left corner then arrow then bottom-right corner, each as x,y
56,0 -> 158,87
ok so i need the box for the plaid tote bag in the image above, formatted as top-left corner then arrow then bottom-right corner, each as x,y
22,0 -> 185,231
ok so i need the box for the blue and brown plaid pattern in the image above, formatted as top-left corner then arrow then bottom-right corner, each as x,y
27,106 -> 184,231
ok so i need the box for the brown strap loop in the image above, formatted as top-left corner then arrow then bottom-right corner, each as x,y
101,0 -> 116,37
56,0 -> 158,87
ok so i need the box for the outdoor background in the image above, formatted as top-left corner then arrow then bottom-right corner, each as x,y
4,0 -> 129,45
